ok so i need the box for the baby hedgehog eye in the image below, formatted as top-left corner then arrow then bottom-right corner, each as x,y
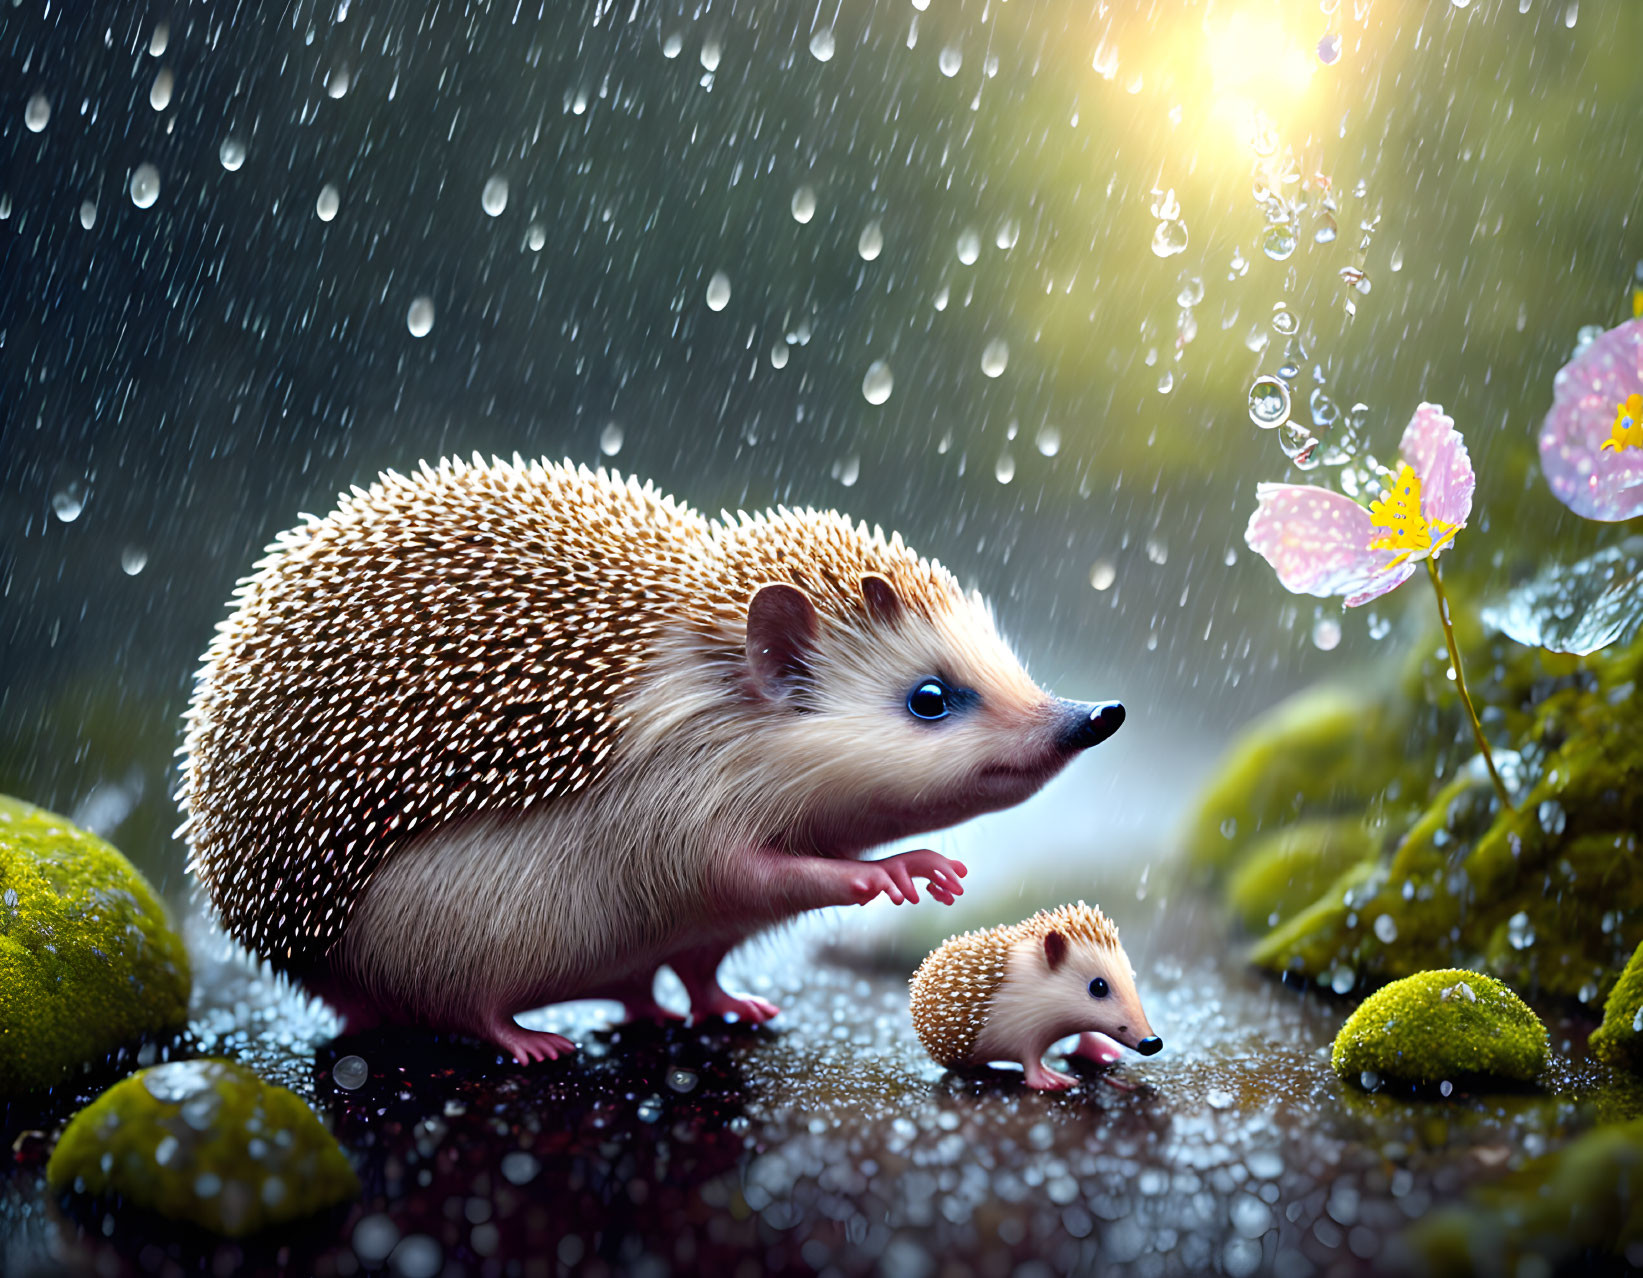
1087,977 -> 1110,999
906,679 -> 950,721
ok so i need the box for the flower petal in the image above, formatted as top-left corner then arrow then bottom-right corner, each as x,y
1344,561 -> 1419,608
1246,483 -> 1403,604
1397,403 -> 1475,531
1539,318 -> 1643,522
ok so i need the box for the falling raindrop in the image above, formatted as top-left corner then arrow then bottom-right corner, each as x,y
52,483 -> 88,523
1317,33 -> 1342,64
1312,616 -> 1342,651
1271,306 -> 1299,335
599,422 -> 624,456
1176,274 -> 1205,308
1151,220 -> 1188,258
481,175 -> 509,217
1280,421 -> 1318,466
1089,560 -> 1117,591
1035,425 -> 1061,456
24,93 -> 50,133
770,343 -> 789,369
1229,246 -> 1249,279
526,222 -> 546,251
129,164 -> 161,209
808,29 -> 836,62
700,38 -> 722,72
994,452 -> 1016,484
861,360 -> 894,405
956,228 -> 981,265
149,68 -> 175,111
149,22 -> 169,56
1262,224 -> 1298,261
1313,212 -> 1338,244
1248,377 -> 1291,429
1373,914 -> 1398,943
705,271 -> 731,311
995,218 -> 1020,250
661,32 -> 683,58
980,338 -> 1009,377
857,220 -> 884,261
406,296 -> 435,337
938,46 -> 962,77
326,63 -> 351,98
219,137 -> 246,171
78,201 -> 97,230
120,546 -> 148,576
791,185 -> 816,224
836,454 -> 860,487
315,183 -> 341,222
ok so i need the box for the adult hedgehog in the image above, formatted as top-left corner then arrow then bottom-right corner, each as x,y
180,458 -> 1125,1063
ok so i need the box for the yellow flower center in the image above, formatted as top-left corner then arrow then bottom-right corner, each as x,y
1600,394 -> 1643,454
1368,463 -> 1458,570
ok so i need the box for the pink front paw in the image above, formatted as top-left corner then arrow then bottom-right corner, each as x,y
487,1020 -> 578,1066
1023,1061 -> 1078,1091
692,990 -> 781,1026
848,849 -> 968,906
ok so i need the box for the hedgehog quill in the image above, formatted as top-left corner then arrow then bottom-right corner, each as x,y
181,458 -> 1125,1064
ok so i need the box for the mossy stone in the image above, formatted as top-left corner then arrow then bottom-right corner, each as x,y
1331,968 -> 1549,1089
46,1058 -> 359,1236
1401,1116 -> 1643,1274
0,794 -> 191,1094
1592,941 -> 1643,1070
1225,818 -> 1377,935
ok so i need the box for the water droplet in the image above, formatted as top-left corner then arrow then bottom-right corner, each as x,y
149,67 -> 174,111
1373,914 -> 1398,943
129,163 -> 161,210
700,38 -> 722,73
770,343 -> 789,369
24,93 -> 50,133
1313,616 -> 1342,651
1157,370 -> 1174,394
705,270 -> 731,311
1089,559 -> 1116,591
661,32 -> 683,59
1572,324 -> 1604,356
1151,220 -> 1188,258
861,360 -> 893,405
791,185 -> 816,224
1318,33 -> 1342,64
406,296 -> 435,337
1280,421 -> 1318,466
1176,274 -> 1204,308
120,546 -> 148,575
599,422 -> 624,456
149,22 -> 169,56
1271,306 -> 1299,336
326,63 -> 351,99
636,1095 -> 664,1123
666,1068 -> 698,1093
52,482 -> 88,523
1368,612 -> 1392,640
995,218 -> 1020,250
980,338 -> 1009,377
481,175 -> 509,217
1146,538 -> 1168,565
1536,799 -> 1567,835
1313,212 -> 1338,244
857,219 -> 884,261
835,453 -> 860,487
1262,224 -> 1297,261
1310,389 -> 1340,428
1451,0 -> 1472,7
499,1151 -> 540,1186
938,45 -> 962,77
332,1055 -> 369,1090
141,1059 -> 217,1103
1248,377 -> 1291,429
808,29 -> 836,62
1228,246 -> 1249,280
1507,910 -> 1536,949
1331,967 -> 1356,995
219,137 -> 246,171
1036,425 -> 1061,456
526,222 -> 546,251
316,183 -> 341,222
956,228 -> 981,265
995,452 -> 1016,484
1219,817 -> 1238,839
933,284 -> 949,311
79,200 -> 96,230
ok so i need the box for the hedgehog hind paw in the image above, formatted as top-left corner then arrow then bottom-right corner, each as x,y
689,990 -> 781,1026
486,1020 -> 577,1066
1022,1062 -> 1078,1091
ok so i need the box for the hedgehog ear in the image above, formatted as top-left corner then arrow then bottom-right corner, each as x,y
860,574 -> 904,625
1043,930 -> 1069,971
746,583 -> 818,702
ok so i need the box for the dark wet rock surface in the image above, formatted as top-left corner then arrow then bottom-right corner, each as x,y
4,901 -> 1638,1277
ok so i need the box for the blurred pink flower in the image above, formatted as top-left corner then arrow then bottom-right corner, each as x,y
1539,318 -> 1643,522
1245,404 -> 1474,608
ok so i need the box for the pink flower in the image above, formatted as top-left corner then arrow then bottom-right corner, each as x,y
1245,404 -> 1475,608
1539,318 -> 1643,522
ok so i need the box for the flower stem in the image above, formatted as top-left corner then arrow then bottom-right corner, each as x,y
1426,558 -> 1515,812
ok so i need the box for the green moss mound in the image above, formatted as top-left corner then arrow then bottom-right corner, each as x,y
1401,1116 -> 1643,1275
1591,941 -> 1643,1070
47,1059 -> 359,1236
0,794 -> 191,1094
1331,968 -> 1549,1089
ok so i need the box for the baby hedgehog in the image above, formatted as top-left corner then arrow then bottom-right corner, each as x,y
180,457 -> 1126,1065
910,902 -> 1160,1090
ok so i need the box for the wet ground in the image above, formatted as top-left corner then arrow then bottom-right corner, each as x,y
2,887 -> 1635,1278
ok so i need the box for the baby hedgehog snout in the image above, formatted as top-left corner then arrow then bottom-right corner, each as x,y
910,900 -> 1159,1091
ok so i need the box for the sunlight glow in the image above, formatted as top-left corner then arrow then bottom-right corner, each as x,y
1204,9 -> 1318,150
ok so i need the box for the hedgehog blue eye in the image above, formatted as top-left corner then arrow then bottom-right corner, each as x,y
1088,977 -> 1110,999
906,680 -> 950,721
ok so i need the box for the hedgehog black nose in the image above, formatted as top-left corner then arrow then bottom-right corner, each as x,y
1059,699 -> 1126,751
1136,1036 -> 1163,1056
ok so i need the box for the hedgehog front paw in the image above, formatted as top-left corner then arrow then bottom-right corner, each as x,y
487,1020 -> 577,1066
691,990 -> 781,1026
1022,1061 -> 1078,1091
849,849 -> 968,906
